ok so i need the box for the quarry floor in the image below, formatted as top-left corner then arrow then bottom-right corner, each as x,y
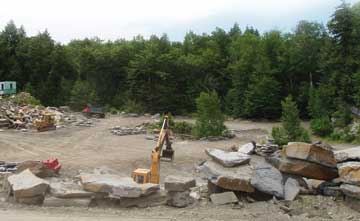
0,115 -> 359,220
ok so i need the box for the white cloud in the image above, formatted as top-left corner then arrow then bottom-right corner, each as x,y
0,0 -> 358,42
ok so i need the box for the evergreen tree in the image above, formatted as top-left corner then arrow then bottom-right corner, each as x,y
193,91 -> 225,138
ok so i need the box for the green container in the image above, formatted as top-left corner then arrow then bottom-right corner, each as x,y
0,81 -> 16,95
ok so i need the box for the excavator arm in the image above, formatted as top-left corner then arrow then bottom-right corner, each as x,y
150,115 -> 174,183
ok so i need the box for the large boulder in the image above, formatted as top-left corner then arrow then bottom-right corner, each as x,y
197,160 -> 254,192
250,163 -> 284,198
285,142 -> 336,168
80,173 -> 142,198
164,176 -> 195,192
267,156 -> 338,181
7,169 -> 49,199
337,161 -> 360,185
335,147 -> 360,163
210,191 -> 238,205
205,148 -> 251,167
340,184 -> 360,200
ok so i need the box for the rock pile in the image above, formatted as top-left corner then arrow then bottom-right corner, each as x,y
111,124 -> 147,136
165,175 -> 196,208
197,142 -> 344,203
335,147 -> 360,207
255,143 -> 279,157
0,93 -> 96,130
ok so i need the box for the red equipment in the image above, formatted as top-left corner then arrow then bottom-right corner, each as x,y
42,158 -> 61,173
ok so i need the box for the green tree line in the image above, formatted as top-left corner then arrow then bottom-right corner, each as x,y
1,2 -> 360,120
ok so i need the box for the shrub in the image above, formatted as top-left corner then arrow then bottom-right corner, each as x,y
272,96 -> 310,145
123,99 -> 144,114
310,116 -> 333,137
271,127 -> 289,146
193,91 -> 226,138
109,107 -> 119,115
173,121 -> 193,134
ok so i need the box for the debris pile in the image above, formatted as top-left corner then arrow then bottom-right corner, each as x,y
0,93 -> 96,130
111,124 -> 147,136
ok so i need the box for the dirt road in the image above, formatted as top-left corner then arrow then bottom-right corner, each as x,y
0,116 -> 359,220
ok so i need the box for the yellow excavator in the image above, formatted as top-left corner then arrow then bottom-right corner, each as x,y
132,115 -> 174,184
34,112 -> 56,132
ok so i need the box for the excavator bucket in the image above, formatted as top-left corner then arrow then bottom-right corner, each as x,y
161,148 -> 174,161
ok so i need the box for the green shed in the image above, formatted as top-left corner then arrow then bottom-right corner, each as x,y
0,81 -> 16,95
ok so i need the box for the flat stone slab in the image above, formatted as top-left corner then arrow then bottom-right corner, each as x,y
338,161 -> 360,185
205,148 -> 251,167
341,184 -> 360,200
335,147 -> 360,163
210,192 -> 238,205
43,197 -> 91,207
197,160 -> 254,192
164,176 -> 196,192
285,142 -> 336,168
49,179 -> 94,198
284,178 -> 300,201
80,173 -> 141,198
238,143 -> 255,155
250,163 -> 284,198
267,156 -> 338,181
7,169 -> 49,199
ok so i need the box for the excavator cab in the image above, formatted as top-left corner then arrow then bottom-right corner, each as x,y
132,168 -> 151,184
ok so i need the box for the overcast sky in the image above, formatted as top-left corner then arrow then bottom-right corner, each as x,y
0,0 -> 359,43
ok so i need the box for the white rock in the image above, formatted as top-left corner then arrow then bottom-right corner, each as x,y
238,142 -> 255,155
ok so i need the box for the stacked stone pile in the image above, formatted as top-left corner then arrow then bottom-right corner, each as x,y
255,143 -> 279,157
165,176 -> 196,207
335,147 -> 360,208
